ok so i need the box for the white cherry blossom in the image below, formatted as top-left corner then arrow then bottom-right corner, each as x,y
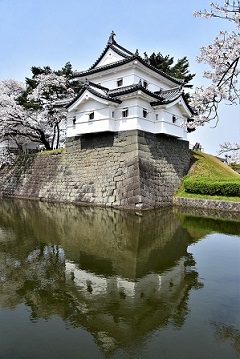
191,1 -> 240,126
0,74 -> 72,152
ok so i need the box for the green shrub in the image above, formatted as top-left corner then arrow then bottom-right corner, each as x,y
183,178 -> 240,197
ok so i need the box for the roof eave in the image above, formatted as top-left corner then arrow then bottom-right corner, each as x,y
72,55 -> 186,87
151,95 -> 194,116
66,86 -> 121,110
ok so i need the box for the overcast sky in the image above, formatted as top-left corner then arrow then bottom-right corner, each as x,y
0,0 -> 239,156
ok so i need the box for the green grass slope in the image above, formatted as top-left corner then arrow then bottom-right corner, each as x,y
175,150 -> 240,202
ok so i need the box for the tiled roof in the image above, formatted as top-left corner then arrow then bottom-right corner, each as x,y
66,79 -> 194,113
72,55 -> 185,86
88,39 -> 134,71
108,82 -> 162,101
88,31 -> 134,70
151,87 -> 182,105
71,33 -> 185,86
72,56 -> 134,77
85,80 -> 109,92
151,93 -> 182,106
151,90 -> 194,114
66,82 -> 121,109
54,97 -> 74,107
159,87 -> 183,102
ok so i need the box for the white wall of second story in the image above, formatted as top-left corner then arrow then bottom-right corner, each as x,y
67,94 -> 188,140
67,98 -> 117,137
83,63 -> 177,93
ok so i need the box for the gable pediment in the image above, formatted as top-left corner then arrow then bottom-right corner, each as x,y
164,96 -> 192,117
68,90 -> 106,112
95,48 -> 126,68
67,87 -> 121,113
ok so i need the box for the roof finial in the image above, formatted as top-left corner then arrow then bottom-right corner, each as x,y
108,31 -> 116,44
144,52 -> 150,64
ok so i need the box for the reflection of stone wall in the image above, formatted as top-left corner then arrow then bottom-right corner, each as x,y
0,130 -> 190,208
0,199 -> 191,280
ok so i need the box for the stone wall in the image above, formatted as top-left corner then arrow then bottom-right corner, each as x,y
173,197 -> 240,213
0,130 -> 190,209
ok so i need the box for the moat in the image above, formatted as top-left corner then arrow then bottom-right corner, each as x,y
0,199 -> 239,359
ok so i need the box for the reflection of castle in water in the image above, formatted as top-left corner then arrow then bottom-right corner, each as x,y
64,253 -> 199,354
0,200 -> 202,355
58,206 -> 200,353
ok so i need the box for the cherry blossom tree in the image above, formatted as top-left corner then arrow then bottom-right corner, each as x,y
27,72 -> 74,149
0,79 -> 30,150
0,68 -> 74,154
218,142 -> 240,165
0,78 -> 54,152
190,1 -> 240,129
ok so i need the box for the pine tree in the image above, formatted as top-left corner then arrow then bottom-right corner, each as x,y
148,52 -> 195,83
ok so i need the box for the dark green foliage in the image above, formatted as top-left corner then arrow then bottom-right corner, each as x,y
170,56 -> 195,83
179,214 -> 240,236
17,62 -> 82,112
31,66 -> 52,77
183,178 -> 240,197
54,62 -> 73,77
186,118 -> 196,133
53,62 -> 81,94
15,62 -> 83,151
149,52 -> 174,73
149,52 -> 195,83
17,90 -> 41,110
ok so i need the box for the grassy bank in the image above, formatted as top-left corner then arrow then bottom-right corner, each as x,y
175,151 -> 240,202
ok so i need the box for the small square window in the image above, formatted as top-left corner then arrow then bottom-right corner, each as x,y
117,78 -> 123,87
89,112 -> 94,120
122,108 -> 128,117
72,116 -> 76,125
143,80 -> 148,89
143,109 -> 148,118
112,111 -> 115,118
172,115 -> 176,123
156,114 -> 159,121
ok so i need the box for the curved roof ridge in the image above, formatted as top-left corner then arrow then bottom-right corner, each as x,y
162,86 -> 183,94
109,82 -> 162,100
135,56 -> 185,85
66,82 -> 121,109
108,83 -> 138,95
86,85 -> 121,103
111,41 -> 134,57
87,32 -> 134,71
72,56 -> 185,86
88,43 -> 110,71
150,92 -> 194,115
87,80 -> 109,92
71,32 -> 186,86
72,57 -> 133,78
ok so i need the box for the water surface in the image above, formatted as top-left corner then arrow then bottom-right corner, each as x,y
0,199 -> 239,359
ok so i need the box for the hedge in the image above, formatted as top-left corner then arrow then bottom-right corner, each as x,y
183,178 -> 240,197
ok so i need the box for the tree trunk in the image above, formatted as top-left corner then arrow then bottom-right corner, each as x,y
39,130 -> 51,150
56,124 -> 60,149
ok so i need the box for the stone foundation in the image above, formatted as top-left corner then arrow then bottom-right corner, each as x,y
0,130 -> 190,209
173,197 -> 240,213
